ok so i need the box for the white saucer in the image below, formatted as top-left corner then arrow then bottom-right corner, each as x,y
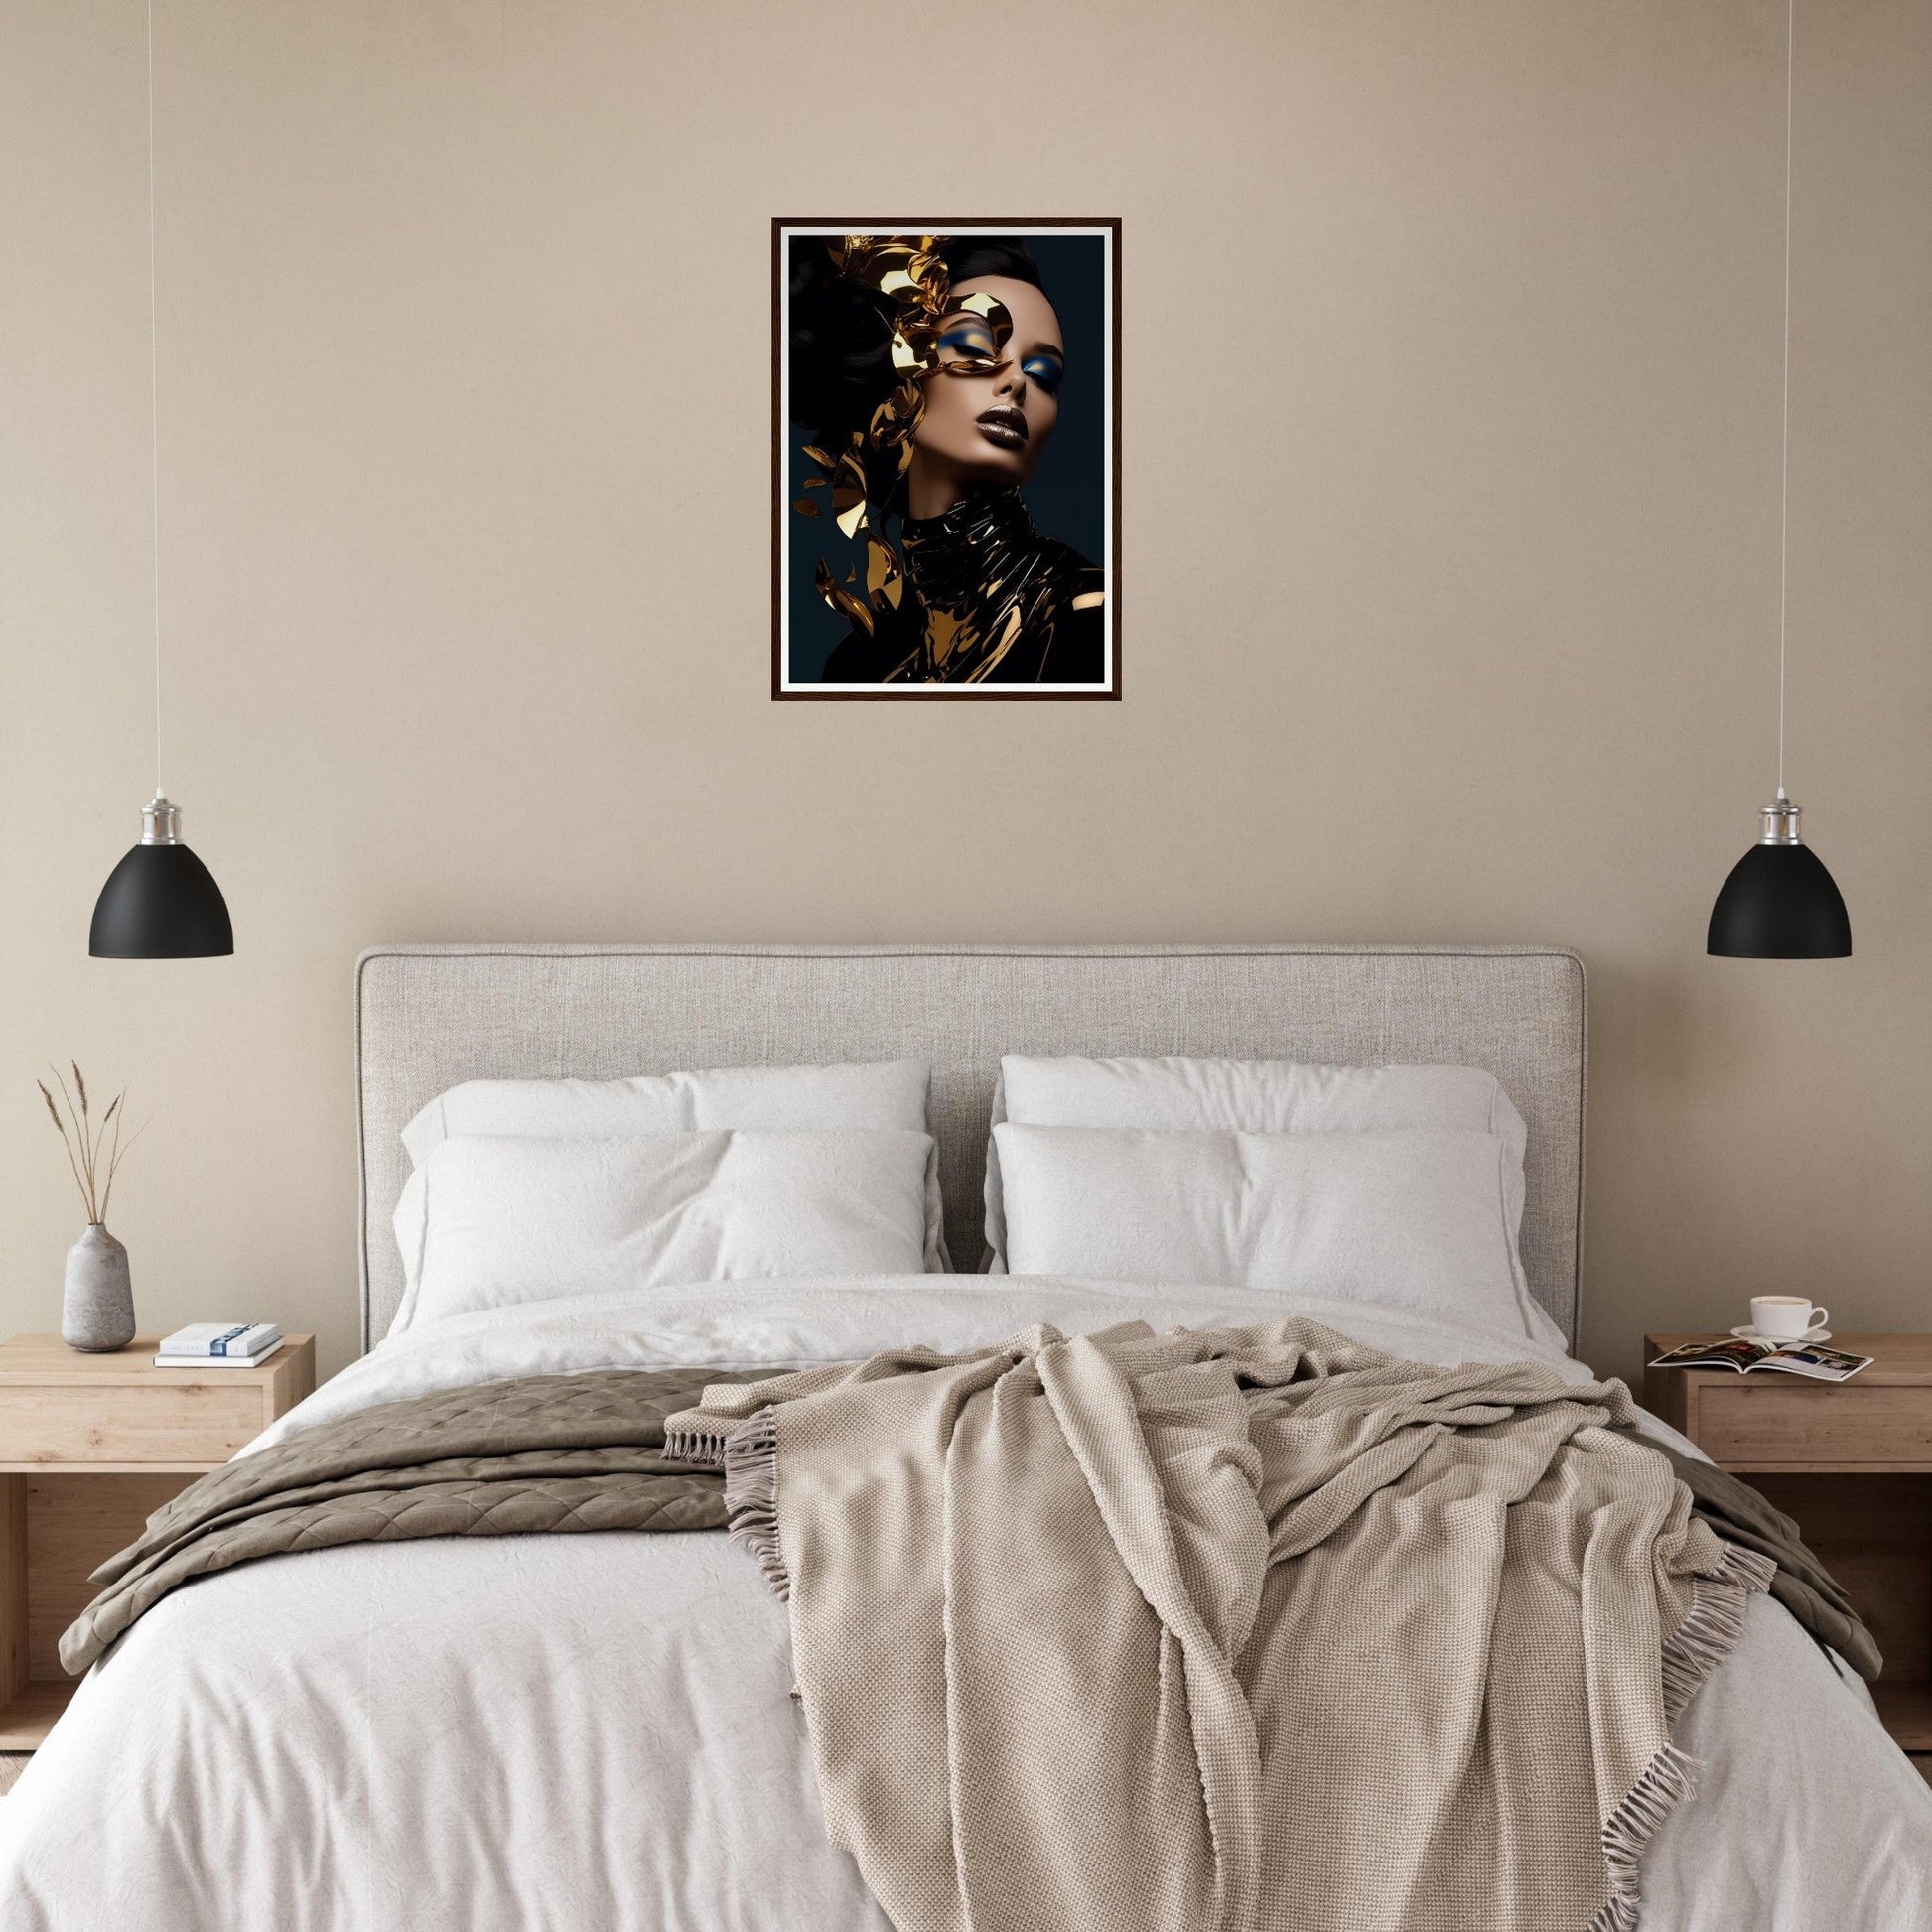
1730,1325 -> 1831,1346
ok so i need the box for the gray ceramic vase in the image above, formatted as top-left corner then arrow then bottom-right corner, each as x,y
63,1224 -> 135,1353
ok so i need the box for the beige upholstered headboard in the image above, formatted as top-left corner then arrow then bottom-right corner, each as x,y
355,943 -> 1587,1352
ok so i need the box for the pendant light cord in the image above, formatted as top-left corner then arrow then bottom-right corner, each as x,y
1775,0 -> 1794,801
145,0 -> 164,799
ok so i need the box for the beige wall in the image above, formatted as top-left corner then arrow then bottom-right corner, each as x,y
2,0 -> 1927,1385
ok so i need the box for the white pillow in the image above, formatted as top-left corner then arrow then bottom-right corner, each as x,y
391,1060 -> 946,1333
408,1130 -> 935,1329
993,1123 -> 1542,1340
983,1056 -> 1528,1271
400,1060 -> 935,1167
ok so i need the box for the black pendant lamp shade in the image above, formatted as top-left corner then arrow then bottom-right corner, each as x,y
89,796 -> 233,958
1707,795 -> 1850,959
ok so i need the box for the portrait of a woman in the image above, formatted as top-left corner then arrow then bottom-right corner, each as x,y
775,224 -> 1117,697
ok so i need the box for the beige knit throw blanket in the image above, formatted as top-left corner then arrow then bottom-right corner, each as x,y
665,1317 -> 1773,1932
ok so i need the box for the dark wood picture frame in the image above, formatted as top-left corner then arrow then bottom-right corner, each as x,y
771,218 -> 1122,702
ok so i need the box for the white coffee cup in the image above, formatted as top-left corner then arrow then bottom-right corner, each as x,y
1750,1295 -> 1829,1342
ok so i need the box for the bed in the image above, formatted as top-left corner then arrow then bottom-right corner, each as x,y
0,942 -> 1924,1930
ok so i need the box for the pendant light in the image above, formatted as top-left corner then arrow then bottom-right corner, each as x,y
1707,0 -> 1849,960
89,0 -> 232,960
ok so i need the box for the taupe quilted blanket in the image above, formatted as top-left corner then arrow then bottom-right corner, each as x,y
61,1367 -> 745,1674
667,1318 -> 1776,1932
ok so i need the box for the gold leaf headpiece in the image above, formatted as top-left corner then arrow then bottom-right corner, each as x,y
794,234 -> 1014,637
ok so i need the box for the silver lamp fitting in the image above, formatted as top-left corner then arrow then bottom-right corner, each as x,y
139,794 -> 183,845
1757,790 -> 1805,846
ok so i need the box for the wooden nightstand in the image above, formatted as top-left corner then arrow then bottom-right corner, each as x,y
1644,1332 -> 1932,1772
0,1332 -> 315,1754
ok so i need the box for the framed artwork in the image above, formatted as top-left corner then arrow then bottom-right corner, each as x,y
772,219 -> 1120,700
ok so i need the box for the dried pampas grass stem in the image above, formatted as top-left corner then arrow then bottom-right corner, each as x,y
36,1066 -> 143,1228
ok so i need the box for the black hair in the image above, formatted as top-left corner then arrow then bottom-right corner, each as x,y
787,236 -> 1045,446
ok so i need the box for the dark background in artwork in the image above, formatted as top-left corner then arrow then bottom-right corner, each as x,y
783,230 -> 1109,682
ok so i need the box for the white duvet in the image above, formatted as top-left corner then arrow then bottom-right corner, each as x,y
1,1276 -> 1927,1930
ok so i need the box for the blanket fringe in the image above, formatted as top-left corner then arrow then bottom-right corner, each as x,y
1589,1541 -> 1777,1932
721,1407 -> 790,1601
662,1421 -> 733,1466
1660,1543 -> 1776,1726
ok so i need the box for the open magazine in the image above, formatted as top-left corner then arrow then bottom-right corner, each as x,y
1647,1337 -> 1872,1382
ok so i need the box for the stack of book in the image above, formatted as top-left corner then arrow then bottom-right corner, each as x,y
154,1323 -> 284,1370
